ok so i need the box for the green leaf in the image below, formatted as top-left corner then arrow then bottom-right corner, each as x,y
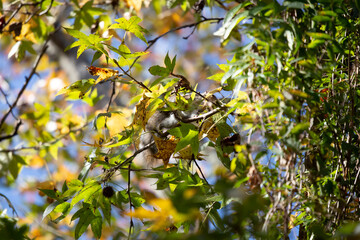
64,28 -> 88,40
64,28 -> 109,58
149,65 -> 170,77
130,192 -> 145,208
9,157 -> 20,179
291,123 -> 310,136
78,160 -> 92,182
53,202 -> 71,214
306,32 -> 332,40
73,205 -> 96,239
62,179 -> 83,198
106,136 -> 132,148
283,1 -> 305,9
71,180 -> 102,206
38,189 -> 58,199
209,208 -> 225,231
91,217 -> 102,238
168,123 -> 199,156
8,40 -> 36,61
99,196 -> 112,224
214,2 -> 250,42
56,79 -> 95,99
43,201 -> 62,220
110,16 -> 148,43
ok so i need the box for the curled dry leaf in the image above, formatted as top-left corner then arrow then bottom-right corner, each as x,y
87,66 -> 119,84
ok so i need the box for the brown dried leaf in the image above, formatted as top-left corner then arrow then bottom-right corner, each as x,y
200,118 -> 220,142
132,94 -> 151,129
87,66 -> 119,84
174,145 -> 204,160
153,135 -> 178,166
247,166 -> 262,190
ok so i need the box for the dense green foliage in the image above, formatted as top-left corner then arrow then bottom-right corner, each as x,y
1,0 -> 360,239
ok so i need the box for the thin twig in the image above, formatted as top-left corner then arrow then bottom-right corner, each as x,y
113,60 -> 152,92
127,163 -> 134,240
170,72 -> 222,108
0,33 -> 52,131
0,119 -> 22,142
0,193 -> 18,216
174,107 -> 222,123
129,17 -> 223,70
0,0 -> 49,32
102,141 -> 155,182
0,87 -> 17,119
193,157 -> 212,189
106,81 -> 116,112
0,121 -> 90,153
147,17 -> 223,50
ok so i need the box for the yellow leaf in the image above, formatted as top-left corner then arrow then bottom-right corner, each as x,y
15,23 -> 37,43
127,198 -> 199,231
53,165 -> 76,182
237,91 -> 248,100
132,94 -> 151,130
106,109 -> 132,137
29,155 -> 45,168
87,66 -> 119,84
236,103 -> 255,115
125,0 -> 143,13
174,145 -> 204,160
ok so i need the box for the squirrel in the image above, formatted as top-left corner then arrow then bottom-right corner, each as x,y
138,92 -> 217,166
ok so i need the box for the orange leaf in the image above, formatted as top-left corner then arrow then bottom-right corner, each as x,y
153,135 -> 178,166
124,0 -> 143,13
29,155 -> 45,168
87,66 -> 119,84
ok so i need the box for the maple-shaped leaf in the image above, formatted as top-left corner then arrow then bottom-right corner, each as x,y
127,198 -> 199,231
199,118 -> 220,142
64,28 -> 110,58
109,16 -> 148,43
87,66 -> 119,84
153,135 -> 178,166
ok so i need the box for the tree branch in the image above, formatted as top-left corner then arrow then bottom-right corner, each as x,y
102,141 -> 155,182
129,17 -> 223,70
0,193 -> 18,216
0,122 -> 90,153
0,34 -> 51,132
113,59 -> 152,92
146,17 -> 223,50
0,119 -> 22,142
106,81 -> 116,112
